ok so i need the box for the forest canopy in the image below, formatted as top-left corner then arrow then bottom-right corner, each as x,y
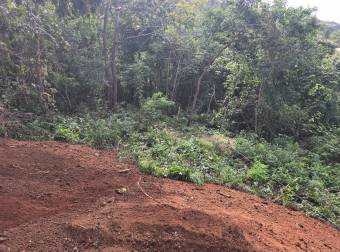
0,0 -> 339,137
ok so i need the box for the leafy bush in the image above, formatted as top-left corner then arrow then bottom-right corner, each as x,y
128,125 -> 339,227
55,126 -> 80,143
189,171 -> 205,185
142,92 -> 175,121
305,128 -> 340,164
82,118 -> 120,149
168,165 -> 191,181
54,119 -> 80,143
233,135 -> 339,226
0,126 -> 6,137
51,113 -> 138,148
247,160 -> 269,183
0,116 -> 55,141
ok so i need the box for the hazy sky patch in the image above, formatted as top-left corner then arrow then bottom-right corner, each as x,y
288,0 -> 340,23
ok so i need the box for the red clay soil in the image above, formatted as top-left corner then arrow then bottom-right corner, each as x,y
0,139 -> 339,252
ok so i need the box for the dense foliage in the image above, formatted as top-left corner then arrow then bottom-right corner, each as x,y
0,0 -> 339,227
1,96 -> 339,227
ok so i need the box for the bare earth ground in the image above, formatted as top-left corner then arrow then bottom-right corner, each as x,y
0,139 -> 339,252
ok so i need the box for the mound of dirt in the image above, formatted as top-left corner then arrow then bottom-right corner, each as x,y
0,139 -> 339,251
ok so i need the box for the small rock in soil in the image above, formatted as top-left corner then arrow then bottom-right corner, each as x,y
116,187 -> 128,194
298,223 -> 304,229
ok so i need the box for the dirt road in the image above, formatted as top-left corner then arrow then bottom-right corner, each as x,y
0,139 -> 339,251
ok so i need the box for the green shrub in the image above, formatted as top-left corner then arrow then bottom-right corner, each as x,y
54,126 -> 80,143
142,92 -> 175,121
82,118 -> 120,149
0,126 -> 6,137
233,134 -> 339,226
219,165 -> 246,187
139,159 -> 159,174
168,165 -> 191,181
51,113 -> 138,148
247,160 -> 269,183
189,171 -> 205,185
306,128 -> 340,164
138,159 -> 170,178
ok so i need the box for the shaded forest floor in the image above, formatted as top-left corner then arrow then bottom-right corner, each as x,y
0,139 -> 339,252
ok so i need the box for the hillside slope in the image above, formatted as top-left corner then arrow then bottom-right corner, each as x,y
0,139 -> 339,252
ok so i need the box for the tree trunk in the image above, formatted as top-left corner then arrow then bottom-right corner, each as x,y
102,1 -> 113,102
191,67 -> 208,113
171,58 -> 181,101
207,84 -> 216,113
254,82 -> 264,134
110,6 -> 120,110
36,35 -> 44,93
34,2 -> 46,111
166,51 -> 172,96
191,45 -> 228,114
64,85 -> 72,112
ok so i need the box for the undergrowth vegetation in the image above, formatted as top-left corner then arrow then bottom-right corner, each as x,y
1,94 -> 339,228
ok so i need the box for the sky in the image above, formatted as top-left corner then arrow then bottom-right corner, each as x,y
287,0 -> 340,23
